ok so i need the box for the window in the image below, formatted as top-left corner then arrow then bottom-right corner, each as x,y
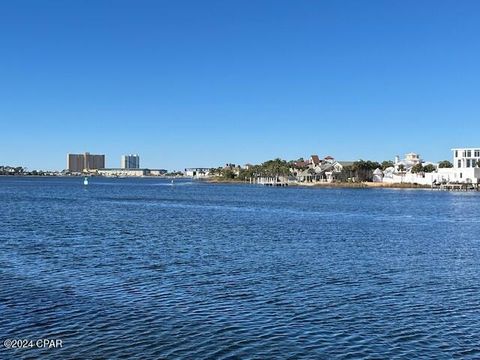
475,150 -> 480,157
455,150 -> 458,157
467,150 -> 472,157
460,173 -> 463,178
458,160 -> 462,168
467,159 -> 471,168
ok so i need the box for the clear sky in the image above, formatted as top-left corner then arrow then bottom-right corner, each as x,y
1,0 -> 480,171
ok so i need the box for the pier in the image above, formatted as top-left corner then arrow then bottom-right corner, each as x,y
255,176 -> 289,187
433,182 -> 479,191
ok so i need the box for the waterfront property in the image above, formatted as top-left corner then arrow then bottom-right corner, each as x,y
436,148 -> 480,184
291,155 -> 349,183
453,148 -> 480,169
67,152 -> 105,172
382,152 -> 437,185
254,175 -> 290,186
380,149 -> 480,187
184,167 -> 211,178
202,149 -> 479,188
249,155 -> 352,186
393,152 -> 422,172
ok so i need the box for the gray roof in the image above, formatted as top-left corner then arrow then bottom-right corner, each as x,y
338,161 -> 354,167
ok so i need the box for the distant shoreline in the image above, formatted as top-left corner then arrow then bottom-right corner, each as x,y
205,178 -> 432,189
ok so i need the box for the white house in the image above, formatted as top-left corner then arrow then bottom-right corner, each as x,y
394,152 -> 422,172
372,168 -> 384,182
436,148 -> 480,184
184,168 -> 211,178
452,148 -> 480,169
383,148 -> 480,185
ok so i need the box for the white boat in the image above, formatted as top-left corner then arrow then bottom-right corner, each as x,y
83,177 -> 89,186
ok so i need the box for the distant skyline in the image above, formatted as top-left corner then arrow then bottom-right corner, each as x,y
1,0 -> 480,170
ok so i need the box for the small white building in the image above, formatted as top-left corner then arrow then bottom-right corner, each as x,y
184,168 -> 211,178
372,168 -> 384,182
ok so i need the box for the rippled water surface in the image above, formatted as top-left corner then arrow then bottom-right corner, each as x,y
1,177 -> 480,359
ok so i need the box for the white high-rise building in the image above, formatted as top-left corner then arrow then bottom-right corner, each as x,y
121,154 -> 140,169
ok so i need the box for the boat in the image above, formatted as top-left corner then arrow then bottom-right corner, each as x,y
83,177 -> 89,186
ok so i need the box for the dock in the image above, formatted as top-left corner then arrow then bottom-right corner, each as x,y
433,182 -> 479,191
255,177 -> 289,187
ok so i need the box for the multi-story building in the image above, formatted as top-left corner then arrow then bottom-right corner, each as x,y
121,154 -> 140,169
67,152 -> 105,172
67,154 -> 84,173
85,152 -> 105,170
452,148 -> 480,169
393,152 -> 422,172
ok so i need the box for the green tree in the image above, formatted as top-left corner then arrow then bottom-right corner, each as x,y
222,169 -> 236,179
261,158 -> 290,177
238,165 -> 260,181
236,158 -> 291,181
476,160 -> 480,167
423,164 -> 436,173
438,160 -> 453,168
411,163 -> 424,173
397,164 -> 406,172
209,167 -> 224,177
336,165 -> 355,182
352,160 -> 381,181
381,160 -> 394,170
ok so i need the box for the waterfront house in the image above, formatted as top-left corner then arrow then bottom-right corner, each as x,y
184,168 -> 211,178
436,148 -> 480,184
393,152 -> 422,172
310,155 -> 321,166
291,155 -> 347,183
452,148 -> 480,169
383,155 -> 436,185
382,149 -> 480,185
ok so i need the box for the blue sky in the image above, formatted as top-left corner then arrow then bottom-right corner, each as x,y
1,0 -> 480,170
